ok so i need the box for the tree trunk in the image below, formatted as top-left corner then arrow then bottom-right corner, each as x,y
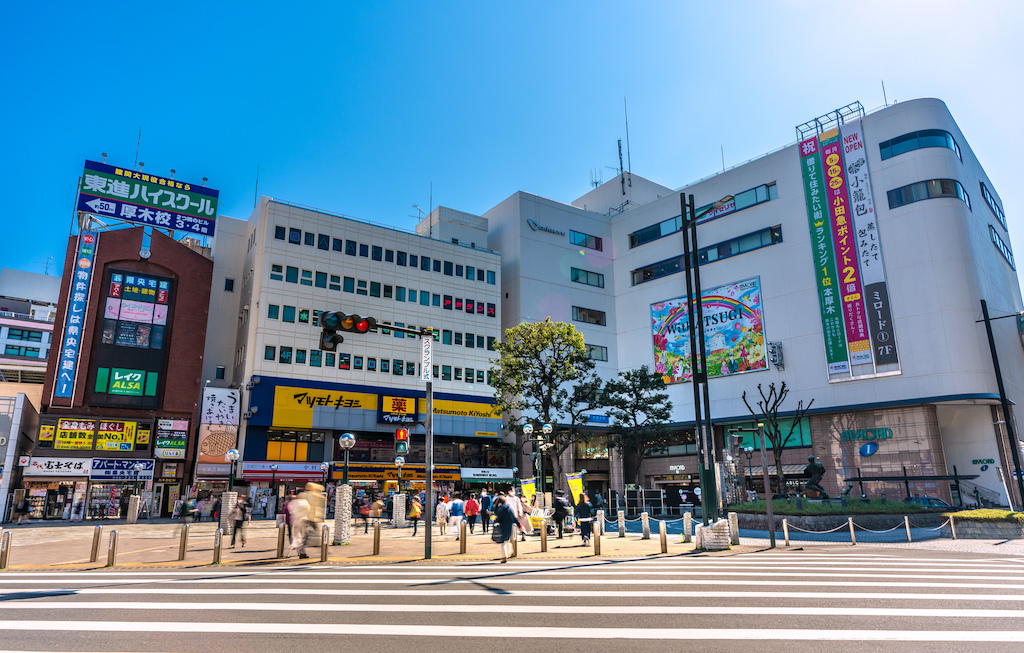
773,445 -> 786,496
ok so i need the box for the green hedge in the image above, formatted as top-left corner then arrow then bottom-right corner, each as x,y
948,509 -> 1024,524
729,499 -> 933,516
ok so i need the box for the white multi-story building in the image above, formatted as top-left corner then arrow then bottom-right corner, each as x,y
205,198 -> 505,493
484,98 -> 1024,509
0,268 -> 61,392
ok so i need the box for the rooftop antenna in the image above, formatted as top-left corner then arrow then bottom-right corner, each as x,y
101,152 -> 108,164
623,97 -> 632,187
170,169 -> 176,180
617,139 -> 625,196
429,182 -> 433,238
721,145 -> 725,172
881,80 -> 888,107
134,128 -> 142,170
254,163 -> 260,208
202,177 -> 208,187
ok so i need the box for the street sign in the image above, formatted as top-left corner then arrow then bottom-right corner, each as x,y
421,335 -> 432,381
395,456 -> 405,466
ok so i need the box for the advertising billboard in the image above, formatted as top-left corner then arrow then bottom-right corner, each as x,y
54,231 -> 99,398
651,277 -> 767,384
77,160 -> 218,236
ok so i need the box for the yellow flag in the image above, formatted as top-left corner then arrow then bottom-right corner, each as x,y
519,478 -> 536,504
566,472 -> 584,505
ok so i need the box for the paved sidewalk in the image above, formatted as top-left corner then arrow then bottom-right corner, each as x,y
2,518 -> 1022,569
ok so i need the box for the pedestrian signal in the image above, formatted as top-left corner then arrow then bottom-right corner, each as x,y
395,428 -> 409,455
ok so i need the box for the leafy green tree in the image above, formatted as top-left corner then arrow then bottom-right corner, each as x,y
604,365 -> 673,486
741,382 -> 814,495
489,318 -> 595,492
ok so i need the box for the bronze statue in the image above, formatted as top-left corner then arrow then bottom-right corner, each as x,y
803,455 -> 828,499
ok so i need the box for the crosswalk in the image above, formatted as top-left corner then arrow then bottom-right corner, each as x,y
1,552 -> 1023,650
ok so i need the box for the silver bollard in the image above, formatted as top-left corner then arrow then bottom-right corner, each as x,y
372,521 -> 381,556
459,520 -> 467,554
904,515 -> 912,542
729,512 -> 740,545
511,525 -> 518,558
593,525 -> 601,555
596,510 -> 605,537
618,510 -> 626,538
949,517 -> 957,540
178,523 -> 190,561
321,524 -> 330,562
106,530 -> 118,567
783,518 -> 790,546
0,530 -> 11,569
540,519 -> 547,552
682,512 -> 692,544
641,512 -> 650,539
848,517 -> 856,545
276,523 -> 287,558
212,528 -> 223,564
90,525 -> 103,563
659,520 -> 668,553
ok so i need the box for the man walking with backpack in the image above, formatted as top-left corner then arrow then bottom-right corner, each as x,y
479,489 -> 492,533
552,490 -> 570,539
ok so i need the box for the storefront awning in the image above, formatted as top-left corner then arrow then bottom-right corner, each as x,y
745,465 -> 804,476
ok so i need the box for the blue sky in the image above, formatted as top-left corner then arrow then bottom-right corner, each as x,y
3,1 -> 1023,296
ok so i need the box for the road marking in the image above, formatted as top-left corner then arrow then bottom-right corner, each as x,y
0,621 -> 1022,641
3,588 -> 1022,601
2,601 -> 1023,618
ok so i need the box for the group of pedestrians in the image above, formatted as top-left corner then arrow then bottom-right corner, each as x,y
278,482 -> 327,559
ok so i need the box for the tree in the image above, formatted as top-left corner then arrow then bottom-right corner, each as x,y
489,318 -> 594,492
741,382 -> 814,495
604,365 -> 673,486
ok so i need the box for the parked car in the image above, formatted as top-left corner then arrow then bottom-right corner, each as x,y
903,496 -> 956,509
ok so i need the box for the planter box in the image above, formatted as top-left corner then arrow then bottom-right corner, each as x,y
942,518 -> 1024,539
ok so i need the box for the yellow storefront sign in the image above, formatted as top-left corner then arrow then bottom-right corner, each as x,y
273,386 -> 377,429
56,419 -> 96,450
96,420 -> 137,451
432,399 -> 501,420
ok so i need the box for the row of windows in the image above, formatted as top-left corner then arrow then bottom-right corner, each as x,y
979,181 -> 1007,231
572,306 -> 607,326
2,328 -> 45,342
628,183 -> 777,248
570,230 -> 603,251
4,345 -> 41,357
886,179 -> 971,211
263,344 -> 494,384
879,129 -> 961,161
273,226 -> 497,284
571,267 -> 605,288
990,225 -> 1016,270
631,226 -> 783,285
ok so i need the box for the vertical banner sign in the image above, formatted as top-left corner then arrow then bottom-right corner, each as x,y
819,132 -> 872,365
841,120 -> 900,366
421,335 -> 432,381
55,231 -> 99,398
519,478 -> 536,504
799,138 -> 850,375
565,472 -> 584,505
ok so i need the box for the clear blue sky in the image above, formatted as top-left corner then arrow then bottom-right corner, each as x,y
3,1 -> 1023,298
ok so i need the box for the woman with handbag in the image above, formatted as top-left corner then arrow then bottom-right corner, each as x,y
576,492 -> 594,545
492,496 -> 515,563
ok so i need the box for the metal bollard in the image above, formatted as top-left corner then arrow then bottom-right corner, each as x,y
783,519 -> 790,546
593,525 -> 601,555
540,519 -> 547,552
618,510 -> 626,538
949,517 -> 957,540
459,520 -> 467,554
212,528 -> 223,564
276,523 -> 286,558
641,512 -> 650,539
848,517 -> 856,545
596,510 -> 605,537
511,525 -> 518,558
106,531 -> 118,567
321,524 -> 330,562
729,512 -> 740,545
0,530 -> 11,569
682,512 -> 692,543
372,521 -> 381,556
178,523 -> 190,561
904,515 -> 912,542
659,520 -> 668,554
90,525 -> 103,563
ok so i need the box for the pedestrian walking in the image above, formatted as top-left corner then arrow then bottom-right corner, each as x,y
436,496 -> 450,535
465,494 -> 480,534
552,490 -> 570,539
211,497 -> 221,523
409,497 -> 422,536
479,489 -> 492,532
370,495 -> 384,528
230,497 -> 247,547
492,496 -> 515,563
14,496 -> 30,524
507,490 -> 531,539
286,493 -> 310,558
300,483 -> 326,554
356,496 -> 371,533
448,494 -> 465,538
282,494 -> 293,540
576,492 -> 594,545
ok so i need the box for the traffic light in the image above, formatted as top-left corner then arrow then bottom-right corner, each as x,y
727,433 -> 743,459
394,428 -> 409,455
319,312 -> 378,352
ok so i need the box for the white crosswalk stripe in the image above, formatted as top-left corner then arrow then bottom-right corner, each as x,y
1,552 -> 1023,649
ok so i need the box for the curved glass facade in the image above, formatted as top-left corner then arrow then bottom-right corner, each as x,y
879,129 -> 961,161
886,179 -> 971,210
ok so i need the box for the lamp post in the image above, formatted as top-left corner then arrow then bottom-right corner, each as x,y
978,300 -> 1024,508
522,422 -> 553,506
320,461 -> 328,487
270,464 -> 278,500
225,449 -> 239,491
338,432 -> 356,485
681,193 -> 734,524
744,447 -> 755,492
395,456 -> 405,488
133,463 -> 143,496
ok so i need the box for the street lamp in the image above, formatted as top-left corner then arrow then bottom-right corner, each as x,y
225,449 -> 239,491
320,461 -> 329,487
681,193 -> 734,524
270,464 -> 278,499
133,463 -> 143,496
522,422 -> 553,506
395,456 -> 405,489
338,432 -> 356,485
744,447 -> 755,492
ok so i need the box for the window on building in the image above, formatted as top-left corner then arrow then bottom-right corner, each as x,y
384,284 -> 393,299
487,270 -> 495,284
887,179 -> 971,210
570,230 -> 603,251
330,274 -> 341,291
372,246 -> 383,261
6,328 -> 43,342
274,226 -> 286,240
443,295 -> 452,310
296,349 -> 307,364
408,289 -> 417,303
444,261 -> 454,276
465,333 -> 475,348
476,335 -> 485,348
271,264 -> 283,281
454,332 -> 463,346
392,359 -> 403,376
454,368 -> 463,381
289,228 -> 302,244
571,267 -> 605,288
381,360 -> 390,373
332,238 -> 343,252
442,365 -> 452,381
442,330 -> 452,345
267,304 -> 280,319
279,347 -> 293,363
357,280 -> 367,295
265,345 -> 276,360
300,270 -> 313,286
344,277 -> 355,293
419,292 -> 430,306
310,350 -> 322,367
406,361 -> 415,376
397,251 -> 407,266
979,182 -> 1007,230
282,306 -> 296,323
586,344 -> 609,361
880,129 -> 961,161
345,240 -> 357,256
466,265 -> 475,280
455,264 -> 463,277
298,309 -> 309,323
433,293 -> 441,306
385,249 -> 394,263
285,266 -> 299,283
421,256 -> 430,271
326,352 -> 336,367
409,254 -> 418,267
370,282 -> 381,298
304,232 -> 315,246
224,278 -> 235,292
315,272 -> 327,288
434,259 -> 441,273
215,366 -> 225,380
366,357 -> 376,371
359,244 -> 369,257
465,298 -> 474,314
631,226 -> 783,285
396,287 -> 405,302
4,345 -> 39,357
487,336 -> 496,350
317,234 -> 330,250
465,367 -> 474,383
354,356 -> 363,370
487,303 -> 496,318
629,183 -> 777,248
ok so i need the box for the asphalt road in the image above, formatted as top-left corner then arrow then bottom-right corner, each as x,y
1,547 -> 1023,652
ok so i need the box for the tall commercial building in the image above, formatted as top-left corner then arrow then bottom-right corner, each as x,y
485,98 -> 1024,509
205,198 -> 506,496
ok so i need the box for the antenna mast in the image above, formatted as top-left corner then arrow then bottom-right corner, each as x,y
618,140 -> 625,196
624,97 -> 632,187
134,128 -> 142,171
